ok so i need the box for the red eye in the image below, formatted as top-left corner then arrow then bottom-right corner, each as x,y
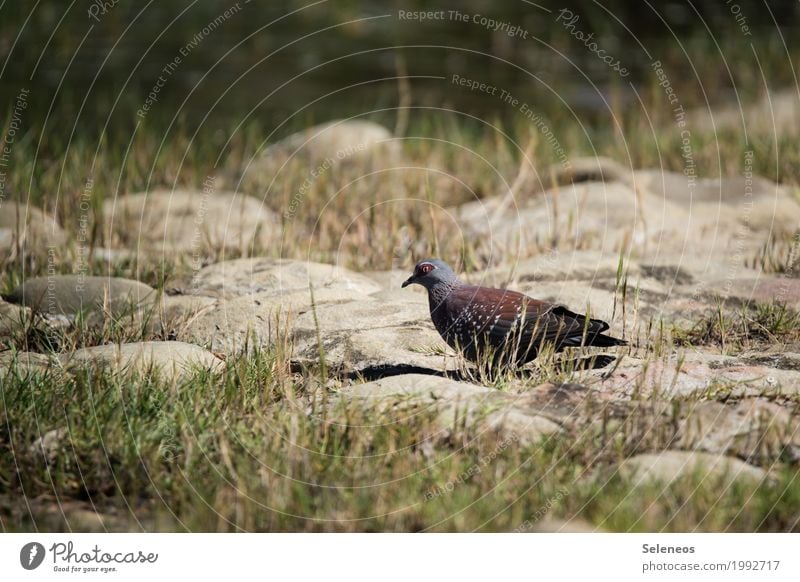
419,263 -> 434,275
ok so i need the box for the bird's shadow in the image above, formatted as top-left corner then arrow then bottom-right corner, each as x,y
347,354 -> 619,383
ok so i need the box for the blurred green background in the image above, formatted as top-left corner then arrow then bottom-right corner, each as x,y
2,0 -> 799,137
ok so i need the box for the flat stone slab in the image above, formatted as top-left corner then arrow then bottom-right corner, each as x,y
456,180 -> 696,256
61,341 -> 223,381
677,398 -> 800,462
5,275 -> 156,318
176,258 -> 384,354
182,257 -> 381,299
291,295 -> 452,374
338,374 -> 561,445
617,451 -> 767,487
103,189 -> 278,253
0,351 -> 58,379
598,352 -> 800,399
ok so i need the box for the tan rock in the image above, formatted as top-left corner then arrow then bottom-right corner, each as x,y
62,341 -> 223,380
104,189 -> 278,254
0,200 -> 67,252
5,275 -> 156,318
182,257 -> 381,299
617,450 -> 767,486
340,374 -> 561,443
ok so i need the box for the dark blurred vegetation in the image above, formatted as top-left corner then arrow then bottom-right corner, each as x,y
2,0 -> 799,138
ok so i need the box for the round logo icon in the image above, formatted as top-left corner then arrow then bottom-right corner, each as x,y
20,542 -> 46,570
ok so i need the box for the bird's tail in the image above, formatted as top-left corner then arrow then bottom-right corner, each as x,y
588,333 -> 627,347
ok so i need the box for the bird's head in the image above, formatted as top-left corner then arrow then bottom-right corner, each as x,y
401,259 -> 457,290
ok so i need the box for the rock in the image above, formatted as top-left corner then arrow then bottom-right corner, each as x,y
340,374 -> 561,443
456,180 -> 697,258
545,156 -> 632,188
176,259 -> 383,354
146,294 -> 218,339
0,351 -> 56,378
177,289 -> 342,354
103,189 -> 278,254
5,275 -> 156,318
484,250 -> 640,285
0,200 -> 67,252
600,353 -> 800,399
618,451 -> 767,486
689,89 -> 800,138
707,276 -> 800,310
291,295 -> 452,374
678,399 -> 800,462
61,341 -> 223,381
29,427 -> 68,461
0,300 -> 31,337
182,257 -> 381,299
483,408 -> 563,446
160,294 -> 218,321
634,169 -> 790,204
524,518 -> 599,533
272,120 -> 395,161
242,120 -> 400,195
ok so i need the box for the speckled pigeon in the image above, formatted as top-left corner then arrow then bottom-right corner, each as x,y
402,259 -> 626,367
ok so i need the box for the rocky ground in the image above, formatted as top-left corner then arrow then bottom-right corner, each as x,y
1,119 -> 799,532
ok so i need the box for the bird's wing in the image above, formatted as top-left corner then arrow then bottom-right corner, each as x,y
449,285 -> 608,349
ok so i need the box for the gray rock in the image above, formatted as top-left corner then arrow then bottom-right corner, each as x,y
177,289 -> 347,354
145,294 -> 218,339
599,353 -> 800,399
183,257 -> 381,299
103,189 -> 278,254
176,259 -> 383,354
241,120 -> 400,197
456,181 -> 695,258
5,275 -> 156,318
61,341 -> 223,380
689,89 -> 800,138
339,374 -> 561,444
291,295 -> 453,374
0,201 -> 67,252
706,276 -> 800,310
270,119 -> 396,161
617,451 -> 767,486
0,299 -> 31,336
678,398 -> 799,462
0,351 -> 57,378
544,156 -> 632,188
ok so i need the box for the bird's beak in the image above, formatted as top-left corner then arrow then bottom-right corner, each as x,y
401,276 -> 414,288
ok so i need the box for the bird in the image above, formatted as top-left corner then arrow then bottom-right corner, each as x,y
402,259 -> 626,368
